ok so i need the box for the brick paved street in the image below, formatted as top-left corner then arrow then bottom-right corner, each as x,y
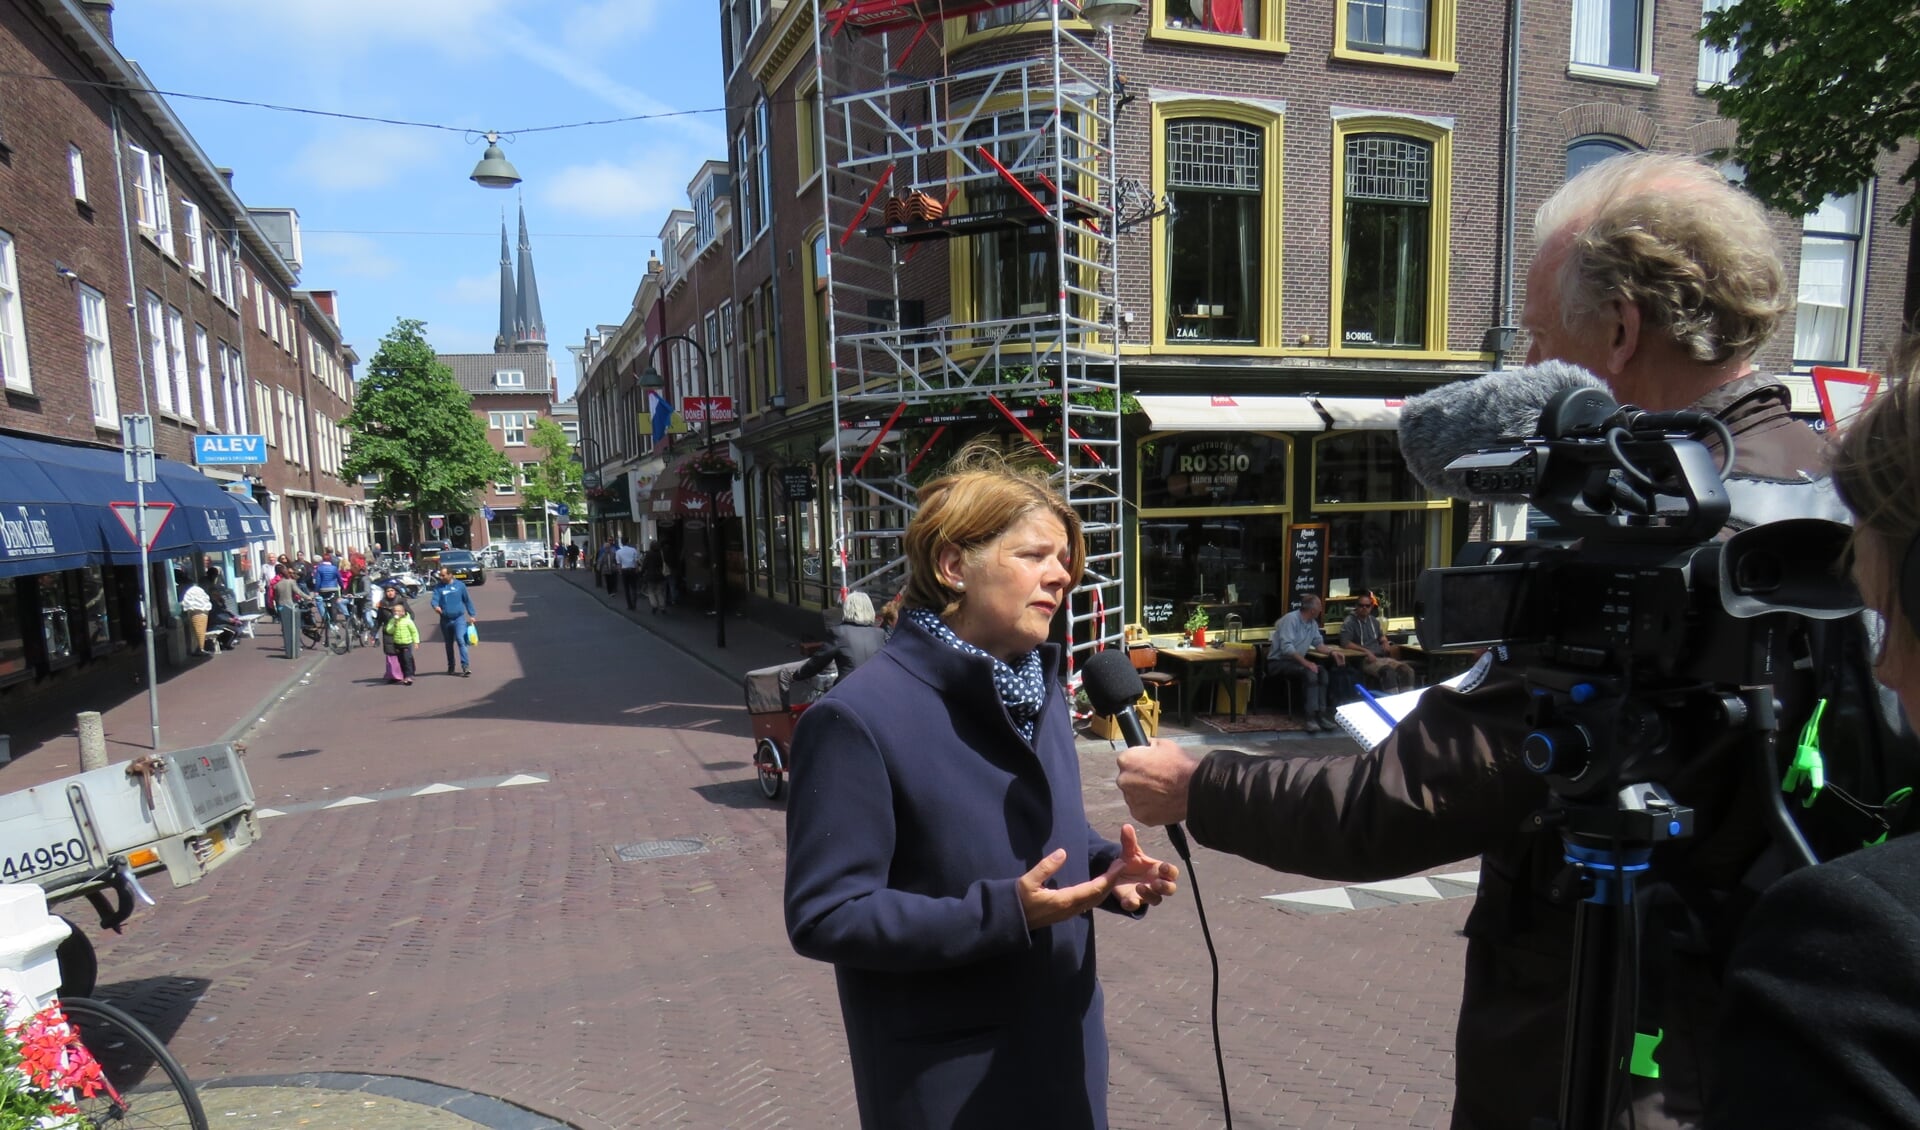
26,570 -> 1469,1128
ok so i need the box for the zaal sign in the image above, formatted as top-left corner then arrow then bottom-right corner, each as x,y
192,434 -> 267,465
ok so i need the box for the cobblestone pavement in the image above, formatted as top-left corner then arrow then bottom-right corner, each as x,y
48,570 -> 1469,1128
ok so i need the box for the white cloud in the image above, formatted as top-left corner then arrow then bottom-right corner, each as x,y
303,232 -> 400,279
446,272 -> 505,307
172,0 -> 512,58
291,125 -> 445,191
542,157 -> 689,219
561,0 -> 662,55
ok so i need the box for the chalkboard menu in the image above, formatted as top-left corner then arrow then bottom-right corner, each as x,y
1286,523 -> 1327,611
780,466 -> 816,502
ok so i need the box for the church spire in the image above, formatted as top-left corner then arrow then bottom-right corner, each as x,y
495,216 -> 515,354
514,199 -> 546,348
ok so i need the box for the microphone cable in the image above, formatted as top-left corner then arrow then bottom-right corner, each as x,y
1159,821 -> 1234,1129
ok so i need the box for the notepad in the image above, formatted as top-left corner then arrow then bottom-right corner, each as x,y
1334,653 -> 1494,749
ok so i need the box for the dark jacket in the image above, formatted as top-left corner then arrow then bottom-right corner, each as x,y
784,616 -> 1126,1130
1710,832 -> 1920,1128
1186,376 -> 1839,1130
793,621 -> 889,682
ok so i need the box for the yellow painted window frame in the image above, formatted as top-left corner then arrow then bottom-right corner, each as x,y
802,222 -> 830,405
1331,0 -> 1457,72
1134,430 -> 1295,627
1307,426 -> 1455,627
946,95 -> 1102,338
943,10 -> 1090,51
1150,101 -> 1286,354
1328,116 -> 1455,360
1148,0 -> 1290,53
796,75 -> 823,193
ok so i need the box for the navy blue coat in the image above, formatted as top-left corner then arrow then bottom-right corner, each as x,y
784,615 -> 1124,1129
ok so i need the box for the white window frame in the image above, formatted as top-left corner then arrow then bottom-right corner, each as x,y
167,306 -> 192,422
494,369 -> 526,388
489,410 -> 530,446
152,153 -> 175,257
78,285 -> 117,426
194,324 -> 216,426
218,341 -> 235,432
0,231 -> 31,394
182,200 -> 205,273
519,461 -> 540,488
295,396 -> 308,465
1698,0 -> 1738,88
1569,0 -> 1657,84
230,348 -> 249,434
494,478 -> 516,496
144,293 -> 172,414
68,145 -> 86,204
258,383 -> 275,446
1793,186 -> 1870,369
128,143 -> 156,230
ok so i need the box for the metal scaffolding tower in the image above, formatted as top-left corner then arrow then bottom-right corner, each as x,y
810,0 -> 1128,668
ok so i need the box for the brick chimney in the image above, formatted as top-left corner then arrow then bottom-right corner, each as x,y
78,0 -> 113,41
308,291 -> 338,319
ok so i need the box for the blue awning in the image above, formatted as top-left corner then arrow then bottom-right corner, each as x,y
0,433 -> 274,580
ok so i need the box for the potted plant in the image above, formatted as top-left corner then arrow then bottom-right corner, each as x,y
1184,605 -> 1210,648
683,449 -> 739,492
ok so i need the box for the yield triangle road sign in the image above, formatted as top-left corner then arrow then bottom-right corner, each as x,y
109,501 -> 175,550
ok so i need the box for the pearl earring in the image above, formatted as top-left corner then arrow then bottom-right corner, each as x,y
953,581 -> 966,591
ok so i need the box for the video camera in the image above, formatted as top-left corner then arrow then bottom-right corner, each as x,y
1412,383 -> 1863,812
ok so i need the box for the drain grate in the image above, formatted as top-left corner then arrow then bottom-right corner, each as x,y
615,837 -> 709,862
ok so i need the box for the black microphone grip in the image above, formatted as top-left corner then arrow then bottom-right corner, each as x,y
1109,705 -> 1191,858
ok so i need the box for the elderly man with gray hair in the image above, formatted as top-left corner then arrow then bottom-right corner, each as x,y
1118,152 -> 1841,1129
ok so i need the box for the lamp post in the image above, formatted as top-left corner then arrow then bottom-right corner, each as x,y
638,335 -> 727,649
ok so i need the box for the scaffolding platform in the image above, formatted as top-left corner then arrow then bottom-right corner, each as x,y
862,199 -> 1102,243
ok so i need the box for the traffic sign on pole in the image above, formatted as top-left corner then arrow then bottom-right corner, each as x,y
108,501 -> 175,550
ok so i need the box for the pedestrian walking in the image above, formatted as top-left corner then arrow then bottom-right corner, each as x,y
271,566 -> 305,659
639,541 -> 668,614
566,542 -> 580,569
597,538 -> 618,595
384,603 -> 419,685
429,567 -> 477,676
615,539 -> 642,610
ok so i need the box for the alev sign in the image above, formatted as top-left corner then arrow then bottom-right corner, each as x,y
193,434 -> 267,465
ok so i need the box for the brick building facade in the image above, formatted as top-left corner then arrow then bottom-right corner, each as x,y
0,0 -> 363,695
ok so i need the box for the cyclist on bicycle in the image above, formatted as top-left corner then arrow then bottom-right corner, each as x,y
310,550 -> 344,631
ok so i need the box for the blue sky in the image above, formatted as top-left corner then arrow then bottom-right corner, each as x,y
112,1 -> 731,398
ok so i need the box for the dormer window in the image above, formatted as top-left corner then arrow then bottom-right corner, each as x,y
494,369 -> 526,388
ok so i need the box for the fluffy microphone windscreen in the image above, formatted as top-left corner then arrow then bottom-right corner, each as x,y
1082,649 -> 1147,717
1399,360 -> 1609,499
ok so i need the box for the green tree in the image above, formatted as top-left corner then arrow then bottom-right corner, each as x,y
519,417 -> 585,533
341,318 -> 508,536
1702,0 -> 1920,223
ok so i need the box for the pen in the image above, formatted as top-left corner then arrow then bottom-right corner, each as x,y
1356,685 -> 1397,729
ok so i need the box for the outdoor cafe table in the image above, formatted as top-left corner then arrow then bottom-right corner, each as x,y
1154,646 -> 1246,725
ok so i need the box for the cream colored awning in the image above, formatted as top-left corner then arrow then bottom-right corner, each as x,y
1315,397 -> 1403,430
1136,394 -> 1325,432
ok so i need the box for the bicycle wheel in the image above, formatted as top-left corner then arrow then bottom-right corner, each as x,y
59,996 -> 209,1130
327,615 -> 348,654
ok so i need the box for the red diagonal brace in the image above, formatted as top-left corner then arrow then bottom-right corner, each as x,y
906,425 -> 947,474
841,164 -> 896,249
1066,424 -> 1104,466
977,146 -> 1050,218
850,402 -> 906,476
988,395 -> 1059,464
893,19 -> 931,68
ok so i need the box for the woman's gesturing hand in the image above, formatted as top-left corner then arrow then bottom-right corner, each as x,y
1104,824 -> 1179,912
1016,825 -> 1181,929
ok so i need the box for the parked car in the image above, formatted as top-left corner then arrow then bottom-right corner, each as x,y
439,549 -> 486,586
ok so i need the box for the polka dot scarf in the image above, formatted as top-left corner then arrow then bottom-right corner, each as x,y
904,608 -> 1048,741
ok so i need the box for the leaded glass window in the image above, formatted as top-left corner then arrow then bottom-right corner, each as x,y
1341,134 -> 1431,350
1166,120 -> 1262,343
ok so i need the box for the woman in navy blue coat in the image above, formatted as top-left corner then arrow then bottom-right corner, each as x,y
784,450 -> 1179,1130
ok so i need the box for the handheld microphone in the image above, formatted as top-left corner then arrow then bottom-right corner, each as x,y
1398,361 -> 1610,500
1083,649 -> 1188,855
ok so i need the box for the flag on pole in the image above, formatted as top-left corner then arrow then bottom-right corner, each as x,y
650,391 -> 673,443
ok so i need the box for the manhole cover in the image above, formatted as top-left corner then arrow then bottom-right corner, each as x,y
615,838 -> 708,862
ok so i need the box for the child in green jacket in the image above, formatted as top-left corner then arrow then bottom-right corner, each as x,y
385,603 -> 420,685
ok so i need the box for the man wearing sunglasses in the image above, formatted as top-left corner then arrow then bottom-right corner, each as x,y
1339,594 -> 1417,692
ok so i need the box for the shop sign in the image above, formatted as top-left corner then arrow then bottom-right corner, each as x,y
192,434 -> 266,465
1286,523 -> 1328,611
1152,435 -> 1259,502
0,504 -> 58,561
780,466 -> 816,502
683,396 -> 737,424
